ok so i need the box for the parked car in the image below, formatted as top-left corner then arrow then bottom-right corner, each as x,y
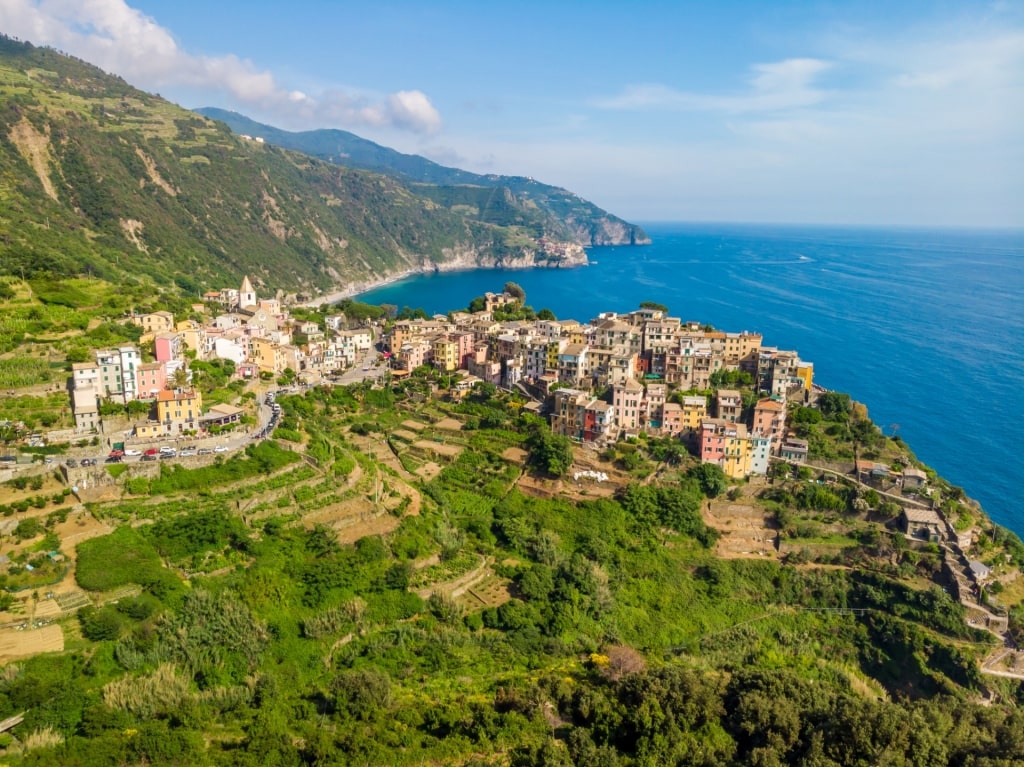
159,446 -> 176,456
197,447 -> 213,455
124,449 -> 141,457
144,448 -> 159,457
141,454 -> 157,462
65,459 -> 78,468
179,448 -> 197,457
214,446 -> 229,453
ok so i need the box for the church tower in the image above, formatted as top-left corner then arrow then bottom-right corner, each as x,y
239,275 -> 257,310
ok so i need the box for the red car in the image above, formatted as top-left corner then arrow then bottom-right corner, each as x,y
143,448 -> 159,457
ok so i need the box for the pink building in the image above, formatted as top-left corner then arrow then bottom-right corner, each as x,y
661,402 -> 683,436
453,332 -> 476,368
154,332 -> 183,363
135,362 -> 167,399
752,398 -> 786,449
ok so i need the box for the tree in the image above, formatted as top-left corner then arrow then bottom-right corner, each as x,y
792,406 -> 822,425
397,306 -> 428,320
470,381 -> 498,401
689,463 -> 729,498
332,668 -> 392,720
526,427 -> 574,477
818,391 -> 852,422
170,366 -> 189,389
639,300 -> 668,312
504,281 -> 526,302
536,308 -> 556,321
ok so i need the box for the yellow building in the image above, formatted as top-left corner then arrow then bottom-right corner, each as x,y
545,340 -> 567,372
433,338 -> 459,372
796,361 -> 814,391
680,395 -> 708,433
156,388 -> 203,434
134,311 -> 174,335
721,426 -> 753,479
176,320 -> 208,356
250,337 -> 287,374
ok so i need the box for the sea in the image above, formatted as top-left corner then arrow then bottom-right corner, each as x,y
357,223 -> 1024,538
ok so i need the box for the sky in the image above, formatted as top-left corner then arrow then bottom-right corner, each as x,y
2,0 -> 1022,227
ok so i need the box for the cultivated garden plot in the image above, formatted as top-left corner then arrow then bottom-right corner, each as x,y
0,623 -> 63,661
704,501 -> 779,559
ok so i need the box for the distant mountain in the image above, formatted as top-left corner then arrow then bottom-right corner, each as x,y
196,107 -> 651,247
0,36 -> 597,298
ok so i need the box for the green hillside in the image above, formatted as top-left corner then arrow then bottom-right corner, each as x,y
0,376 -> 1022,765
196,107 -> 651,246
0,37 -> 583,296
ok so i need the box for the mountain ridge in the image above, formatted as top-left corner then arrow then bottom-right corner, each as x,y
0,36 -> 607,298
195,107 -> 651,248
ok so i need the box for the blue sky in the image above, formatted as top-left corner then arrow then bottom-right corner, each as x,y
3,0 -> 1022,226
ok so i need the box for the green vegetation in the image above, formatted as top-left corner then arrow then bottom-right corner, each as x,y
0,36 -> 602,301
197,107 -> 649,248
0,374 -> 1019,766
75,526 -> 176,594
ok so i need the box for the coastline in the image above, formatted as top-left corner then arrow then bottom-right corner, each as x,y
299,254 -> 590,308
300,267 -> 425,308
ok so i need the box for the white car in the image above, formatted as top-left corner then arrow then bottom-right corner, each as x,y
214,446 -> 229,453
124,449 -> 141,456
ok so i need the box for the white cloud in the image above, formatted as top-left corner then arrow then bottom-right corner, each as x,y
387,91 -> 442,134
592,58 -> 832,113
0,0 -> 443,133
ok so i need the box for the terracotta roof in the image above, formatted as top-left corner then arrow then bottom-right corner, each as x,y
157,389 -> 197,402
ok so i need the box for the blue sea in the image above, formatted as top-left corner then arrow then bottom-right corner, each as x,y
358,223 -> 1024,537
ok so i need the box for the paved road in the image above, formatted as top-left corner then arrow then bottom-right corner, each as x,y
334,346 -> 388,386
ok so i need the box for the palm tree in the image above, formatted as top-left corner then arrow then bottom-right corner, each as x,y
170,367 -> 189,390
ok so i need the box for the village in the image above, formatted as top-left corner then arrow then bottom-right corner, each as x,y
58,279 -> 974,578
55,281 -> 819,482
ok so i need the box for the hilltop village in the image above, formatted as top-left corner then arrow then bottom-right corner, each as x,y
382,290 -> 813,479
46,281 -> 1011,629
64,282 -> 812,481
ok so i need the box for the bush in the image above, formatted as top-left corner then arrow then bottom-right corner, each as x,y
79,606 -> 125,641
332,668 -> 392,719
76,526 -> 177,595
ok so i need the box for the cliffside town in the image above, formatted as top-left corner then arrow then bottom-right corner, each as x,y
63,282 -> 813,482
381,292 -> 813,480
